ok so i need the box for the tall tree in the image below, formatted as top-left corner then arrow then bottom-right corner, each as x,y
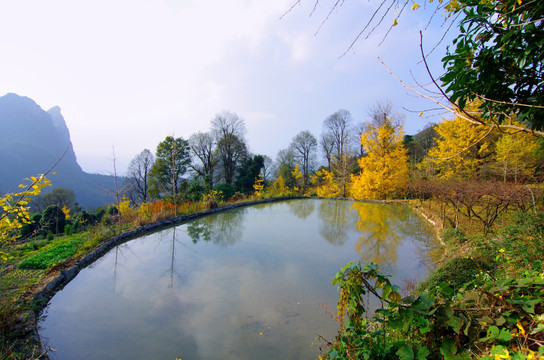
428,115 -> 496,180
351,104 -> 409,199
211,111 -> 248,184
189,131 -> 216,189
322,109 -> 357,195
236,155 -> 265,193
34,187 -> 76,212
289,130 -> 317,186
149,136 -> 191,203
494,126 -> 541,183
320,132 -> 335,171
40,205 -> 66,235
126,149 -> 154,203
261,155 -> 273,184
276,148 -> 297,187
323,109 -> 355,163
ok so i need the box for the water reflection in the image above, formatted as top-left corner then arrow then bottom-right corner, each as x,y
350,202 -> 442,279
317,200 -> 358,246
162,228 -> 182,289
287,199 -> 316,219
39,199 -> 441,360
400,211 -> 444,267
187,220 -> 212,243
352,202 -> 405,266
186,209 -> 245,246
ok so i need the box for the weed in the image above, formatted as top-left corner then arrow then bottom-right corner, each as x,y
441,227 -> 466,244
17,237 -> 85,270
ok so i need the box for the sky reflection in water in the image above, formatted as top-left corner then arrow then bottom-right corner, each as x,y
39,199 -> 441,360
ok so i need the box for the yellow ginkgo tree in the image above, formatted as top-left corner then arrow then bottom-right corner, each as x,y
350,115 -> 409,200
291,163 -> 303,193
252,173 -> 265,197
313,168 -> 342,198
428,115 -> 495,179
494,127 -> 541,183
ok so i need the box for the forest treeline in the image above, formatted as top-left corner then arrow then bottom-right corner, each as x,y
121,102 -> 543,207
11,97 -> 544,242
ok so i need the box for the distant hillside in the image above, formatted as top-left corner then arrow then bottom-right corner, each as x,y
0,93 -> 120,209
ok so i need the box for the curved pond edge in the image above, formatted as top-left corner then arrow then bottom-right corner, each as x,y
27,196 -> 441,359
29,196 -> 303,358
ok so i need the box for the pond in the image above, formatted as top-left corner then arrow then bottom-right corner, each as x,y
39,199 -> 442,360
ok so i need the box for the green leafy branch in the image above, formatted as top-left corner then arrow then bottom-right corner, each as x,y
325,259 -> 544,360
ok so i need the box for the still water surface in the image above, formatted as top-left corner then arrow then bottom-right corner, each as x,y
39,199 -> 442,360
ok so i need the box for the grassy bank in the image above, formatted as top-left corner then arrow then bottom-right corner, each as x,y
321,201 -> 544,360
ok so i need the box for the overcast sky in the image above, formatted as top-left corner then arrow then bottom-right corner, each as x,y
0,0 -> 455,174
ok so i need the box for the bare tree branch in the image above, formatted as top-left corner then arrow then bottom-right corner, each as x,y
280,0 -> 302,19
379,56 -> 544,137
471,93 -> 544,109
377,0 -> 409,46
315,0 -> 343,36
340,0 -> 390,57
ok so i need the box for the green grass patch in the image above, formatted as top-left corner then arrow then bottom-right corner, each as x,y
418,255 -> 497,292
17,237 -> 85,270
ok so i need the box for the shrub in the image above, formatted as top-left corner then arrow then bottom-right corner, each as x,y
205,198 -> 218,210
230,191 -> 246,202
64,224 -> 73,236
94,208 -> 106,222
214,183 -> 235,200
107,205 -> 118,216
441,227 -> 466,244
40,205 -> 66,235
418,255 -> 496,293
186,181 -> 205,202
101,215 -> 113,227
18,237 -> 85,270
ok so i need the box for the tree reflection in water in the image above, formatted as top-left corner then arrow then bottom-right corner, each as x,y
186,208 -> 245,247
287,199 -> 316,219
351,202 -> 442,271
397,209 -> 444,267
351,202 -> 405,267
318,200 -> 358,246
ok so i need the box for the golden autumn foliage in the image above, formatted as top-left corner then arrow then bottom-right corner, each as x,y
0,175 -> 51,261
351,202 -> 403,265
350,120 -> 409,199
427,116 -> 494,179
61,205 -> 71,220
494,127 -> 541,182
252,173 -> 264,196
313,168 -> 342,197
117,196 -> 133,215
291,164 -> 303,193
269,176 -> 290,197
425,115 -> 542,182
0,175 -> 51,244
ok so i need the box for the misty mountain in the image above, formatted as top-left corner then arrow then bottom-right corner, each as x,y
0,93 -> 120,209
